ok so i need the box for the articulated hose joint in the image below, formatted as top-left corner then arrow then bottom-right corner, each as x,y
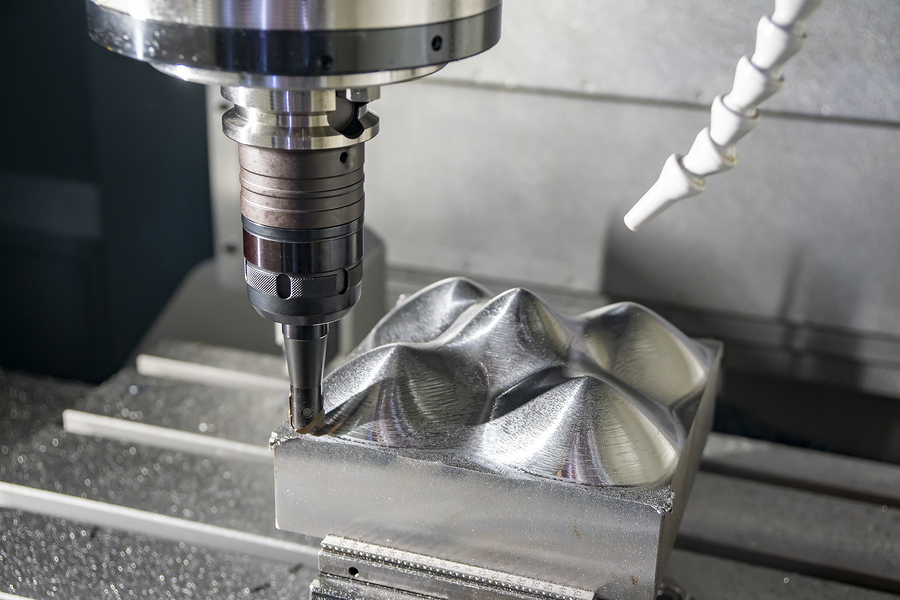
624,0 -> 823,231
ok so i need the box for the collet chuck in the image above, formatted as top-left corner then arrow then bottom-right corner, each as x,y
228,89 -> 376,432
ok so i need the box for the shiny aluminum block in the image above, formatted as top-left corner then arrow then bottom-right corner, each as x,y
272,278 -> 721,600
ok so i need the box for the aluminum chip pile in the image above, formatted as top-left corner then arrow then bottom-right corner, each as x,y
0,422 -> 298,542
0,362 -> 320,595
1,509 -> 315,599
79,369 -> 285,446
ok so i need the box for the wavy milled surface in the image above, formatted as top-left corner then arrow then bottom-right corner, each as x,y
320,278 -> 713,487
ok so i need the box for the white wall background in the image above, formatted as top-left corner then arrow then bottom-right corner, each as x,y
365,0 -> 900,339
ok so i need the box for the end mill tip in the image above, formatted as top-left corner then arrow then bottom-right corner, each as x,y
289,386 -> 325,433
283,323 -> 329,434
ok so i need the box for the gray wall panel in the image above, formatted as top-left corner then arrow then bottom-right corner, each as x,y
366,81 -> 900,336
435,0 -> 900,123
199,1 -> 900,392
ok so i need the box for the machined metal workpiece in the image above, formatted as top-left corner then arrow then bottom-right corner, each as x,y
272,278 -> 722,600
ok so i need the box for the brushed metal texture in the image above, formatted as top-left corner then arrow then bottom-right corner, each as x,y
320,277 -> 712,487
273,278 -> 722,599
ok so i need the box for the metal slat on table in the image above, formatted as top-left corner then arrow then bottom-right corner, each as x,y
3,341 -> 900,599
702,432 -> 900,507
0,509 -> 316,599
667,549 -> 899,600
679,472 -> 900,594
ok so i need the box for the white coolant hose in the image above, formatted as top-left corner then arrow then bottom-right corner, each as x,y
623,0 -> 823,231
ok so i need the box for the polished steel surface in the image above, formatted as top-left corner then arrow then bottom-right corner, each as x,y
92,0 -> 501,31
88,0 -> 501,90
237,145 -> 366,229
156,63 -> 445,91
273,278 -> 722,599
224,89 -> 337,114
223,90 -> 379,151
320,277 -> 711,487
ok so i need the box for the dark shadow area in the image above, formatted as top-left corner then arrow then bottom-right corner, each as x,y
714,368 -> 900,465
0,2 -> 213,382
0,369 -> 92,454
